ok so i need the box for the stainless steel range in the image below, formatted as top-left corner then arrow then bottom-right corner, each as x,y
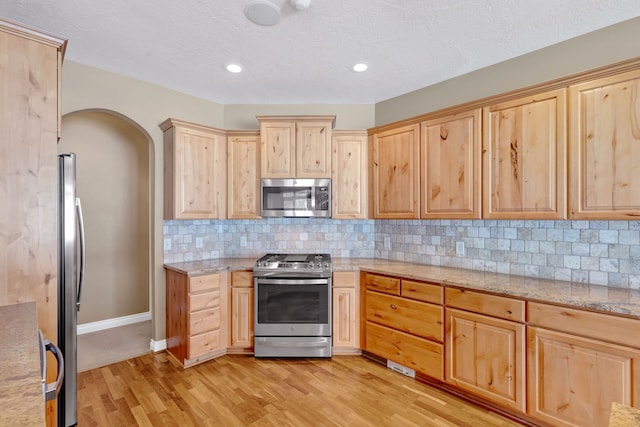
253,253 -> 332,358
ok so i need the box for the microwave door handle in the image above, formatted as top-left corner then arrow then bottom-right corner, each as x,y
310,187 -> 316,209
76,197 -> 86,311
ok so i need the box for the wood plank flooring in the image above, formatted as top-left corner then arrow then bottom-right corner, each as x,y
78,352 -> 522,426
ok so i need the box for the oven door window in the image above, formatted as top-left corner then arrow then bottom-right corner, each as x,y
257,284 -> 329,325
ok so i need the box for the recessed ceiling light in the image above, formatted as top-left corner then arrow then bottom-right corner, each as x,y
226,63 -> 243,73
352,63 -> 368,72
244,0 -> 282,26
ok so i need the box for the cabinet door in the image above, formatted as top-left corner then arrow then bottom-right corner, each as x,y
371,124 -> 420,219
483,89 -> 567,219
260,120 -> 296,178
296,120 -> 332,178
569,69 -> 640,219
332,131 -> 368,219
332,271 -> 360,354
163,121 -> 227,219
445,308 -> 526,413
227,132 -> 260,218
230,287 -> 253,349
421,109 -> 481,219
528,327 -> 640,427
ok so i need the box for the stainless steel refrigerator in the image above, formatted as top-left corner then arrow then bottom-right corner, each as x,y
58,153 -> 85,427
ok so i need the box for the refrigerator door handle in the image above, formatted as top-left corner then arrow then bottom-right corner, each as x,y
76,197 -> 86,311
39,330 -> 65,402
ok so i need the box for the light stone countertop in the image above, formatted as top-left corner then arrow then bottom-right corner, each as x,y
609,402 -> 640,426
164,257 -> 640,318
0,302 -> 45,426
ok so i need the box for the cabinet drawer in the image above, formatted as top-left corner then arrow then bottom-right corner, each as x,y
445,288 -> 524,322
188,329 -> 220,359
528,302 -> 640,348
190,274 -> 221,293
189,308 -> 220,336
366,291 -> 443,342
231,270 -> 253,287
364,273 -> 400,295
366,321 -> 443,381
189,291 -> 220,312
333,271 -> 357,288
401,280 -> 443,304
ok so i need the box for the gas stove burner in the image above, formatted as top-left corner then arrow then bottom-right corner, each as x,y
253,253 -> 332,278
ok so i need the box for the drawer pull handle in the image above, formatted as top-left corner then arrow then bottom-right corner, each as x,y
390,304 -> 397,310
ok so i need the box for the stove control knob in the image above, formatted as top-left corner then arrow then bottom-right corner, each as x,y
323,262 -> 330,268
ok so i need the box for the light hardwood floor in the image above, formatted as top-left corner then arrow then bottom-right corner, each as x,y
78,353 -> 523,426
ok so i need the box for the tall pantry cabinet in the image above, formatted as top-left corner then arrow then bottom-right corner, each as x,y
0,18 -> 66,426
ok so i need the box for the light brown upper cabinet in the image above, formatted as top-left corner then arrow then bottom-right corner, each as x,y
569,69 -> 640,219
483,88 -> 567,219
161,119 -> 227,219
421,109 -> 481,219
227,131 -> 260,219
332,130 -> 368,219
370,124 -> 421,219
258,115 -> 335,178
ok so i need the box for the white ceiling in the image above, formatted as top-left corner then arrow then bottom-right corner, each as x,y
1,1 -> 639,104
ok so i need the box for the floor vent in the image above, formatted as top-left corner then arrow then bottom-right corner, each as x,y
386,360 -> 415,378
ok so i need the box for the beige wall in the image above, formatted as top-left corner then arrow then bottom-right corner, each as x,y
375,16 -> 640,126
59,111 -> 150,324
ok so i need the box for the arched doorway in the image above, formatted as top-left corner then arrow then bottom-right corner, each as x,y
59,110 -> 153,370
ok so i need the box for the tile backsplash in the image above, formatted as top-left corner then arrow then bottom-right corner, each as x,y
163,218 -> 640,289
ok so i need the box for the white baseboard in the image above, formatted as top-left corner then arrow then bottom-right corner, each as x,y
150,339 -> 167,352
77,311 -> 151,335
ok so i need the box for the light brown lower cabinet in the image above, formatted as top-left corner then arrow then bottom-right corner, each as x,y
332,272 -> 360,354
228,270 -> 254,353
445,308 -> 526,413
363,272 -> 444,380
528,302 -> 640,427
165,270 -> 228,367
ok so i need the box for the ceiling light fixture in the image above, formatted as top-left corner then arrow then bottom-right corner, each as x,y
290,0 -> 311,10
244,0 -> 282,26
352,63 -> 368,72
226,63 -> 243,73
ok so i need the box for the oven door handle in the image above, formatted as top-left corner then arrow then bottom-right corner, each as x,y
253,271 -> 330,279
256,278 -> 329,285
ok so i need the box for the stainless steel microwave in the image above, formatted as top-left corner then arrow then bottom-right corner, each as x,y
261,178 -> 331,218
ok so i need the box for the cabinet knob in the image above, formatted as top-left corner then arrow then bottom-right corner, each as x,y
390,304 -> 397,310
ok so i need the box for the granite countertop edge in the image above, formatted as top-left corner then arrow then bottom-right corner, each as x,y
164,257 -> 640,318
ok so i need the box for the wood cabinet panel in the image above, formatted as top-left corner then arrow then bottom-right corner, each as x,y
161,119 -> 227,219
332,131 -> 368,219
190,273 -> 221,293
366,321 -> 444,380
227,132 -> 260,219
258,116 -> 334,178
528,326 -> 640,427
528,302 -> 640,349
569,69 -> 640,219
446,308 -> 526,413
333,271 -> 360,353
366,291 -> 443,342
230,287 -> 253,349
401,280 -> 443,305
166,270 -> 228,367
189,308 -> 220,336
188,330 -> 221,359
333,287 -> 359,351
296,121 -> 332,178
483,89 -> 567,219
371,124 -> 420,218
364,273 -> 400,295
230,270 -> 254,287
229,270 -> 254,352
445,288 -> 525,322
421,109 -> 481,219
260,120 -> 295,178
